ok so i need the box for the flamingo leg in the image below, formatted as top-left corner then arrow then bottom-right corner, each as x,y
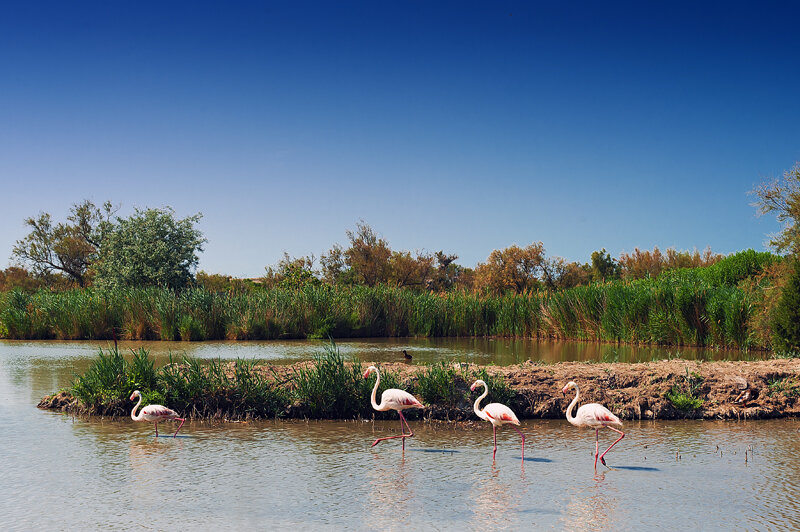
493,425 -> 497,459
511,425 -> 525,460
594,429 -> 599,469
155,422 -> 159,437
371,411 -> 414,448
599,427 -> 625,466
173,417 -> 186,437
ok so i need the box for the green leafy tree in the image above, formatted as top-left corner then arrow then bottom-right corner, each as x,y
772,258 -> 800,352
429,251 -> 464,291
752,162 -> 800,256
12,200 -> 114,287
590,248 -> 620,282
263,253 -> 321,289
93,207 -> 205,290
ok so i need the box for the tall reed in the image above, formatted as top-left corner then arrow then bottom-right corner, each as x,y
1,250 -> 777,348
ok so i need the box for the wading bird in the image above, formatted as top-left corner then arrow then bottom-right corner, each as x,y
364,365 -> 424,450
470,379 -> 524,460
562,381 -> 624,469
130,390 -> 185,437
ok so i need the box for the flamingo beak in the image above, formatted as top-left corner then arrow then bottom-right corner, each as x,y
363,370 -> 370,379
470,384 -> 477,391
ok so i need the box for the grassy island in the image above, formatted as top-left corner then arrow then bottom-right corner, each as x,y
39,342 -> 800,422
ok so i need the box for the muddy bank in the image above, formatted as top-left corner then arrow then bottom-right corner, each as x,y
39,358 -> 800,421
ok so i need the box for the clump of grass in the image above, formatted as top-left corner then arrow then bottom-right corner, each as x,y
766,376 -> 799,397
291,341 -> 371,418
71,346 -> 132,414
414,361 -> 467,408
665,367 -> 705,411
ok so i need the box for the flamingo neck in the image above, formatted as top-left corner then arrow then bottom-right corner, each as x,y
473,383 -> 489,422
370,368 -> 384,411
131,394 -> 144,421
566,386 -> 580,425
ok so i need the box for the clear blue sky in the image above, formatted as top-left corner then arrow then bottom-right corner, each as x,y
2,1 -> 798,277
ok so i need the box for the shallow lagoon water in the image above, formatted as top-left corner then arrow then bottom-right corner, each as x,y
1,340 -> 797,530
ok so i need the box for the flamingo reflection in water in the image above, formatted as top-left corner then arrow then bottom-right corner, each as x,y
364,365 -> 424,450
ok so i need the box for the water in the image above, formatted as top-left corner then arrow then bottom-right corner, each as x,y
1,340 -> 797,530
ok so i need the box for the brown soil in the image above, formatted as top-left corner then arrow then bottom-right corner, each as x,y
39,358 -> 800,421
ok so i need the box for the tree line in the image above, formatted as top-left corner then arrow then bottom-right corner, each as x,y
2,162 -> 799,300
2,162 -> 800,350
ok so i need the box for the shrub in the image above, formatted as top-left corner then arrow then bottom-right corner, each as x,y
772,258 -> 800,352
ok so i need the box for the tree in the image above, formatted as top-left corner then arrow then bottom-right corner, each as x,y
320,222 -> 392,286
0,266 -> 45,292
93,207 -> 205,290
752,162 -> 800,256
428,251 -> 464,291
345,221 -> 392,286
474,242 -> 546,294
542,258 -> 592,289
590,248 -> 620,282
320,244 -> 351,285
263,253 -> 321,289
772,258 -> 800,352
388,250 -> 434,289
12,200 -> 114,287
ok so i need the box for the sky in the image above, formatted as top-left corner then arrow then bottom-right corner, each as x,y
2,1 -> 799,277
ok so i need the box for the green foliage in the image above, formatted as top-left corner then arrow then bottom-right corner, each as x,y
665,368 -> 705,411
766,376 -> 799,397
752,162 -> 800,255
0,251 -> 782,350
72,346 -> 288,418
772,259 -> 800,352
72,346 -> 129,411
591,248 -> 620,282
291,341 -> 371,418
11,200 -> 113,287
94,207 -> 206,290
415,362 -> 467,407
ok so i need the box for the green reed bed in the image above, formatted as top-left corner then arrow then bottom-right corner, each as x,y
0,250 -> 777,348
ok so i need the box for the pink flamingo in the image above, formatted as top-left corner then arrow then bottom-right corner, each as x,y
562,381 -> 624,469
471,379 -> 525,460
364,365 -> 424,450
130,390 -> 185,437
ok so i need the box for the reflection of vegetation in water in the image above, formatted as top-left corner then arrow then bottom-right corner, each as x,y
665,367 -> 705,411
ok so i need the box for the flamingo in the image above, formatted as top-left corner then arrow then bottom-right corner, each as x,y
364,365 -> 424,450
130,390 -> 185,437
562,381 -> 624,469
470,379 -> 525,460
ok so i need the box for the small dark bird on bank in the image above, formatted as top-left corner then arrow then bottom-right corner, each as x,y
403,350 -> 412,360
